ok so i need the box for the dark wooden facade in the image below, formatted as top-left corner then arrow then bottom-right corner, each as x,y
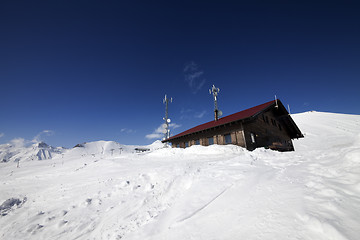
162,99 -> 303,151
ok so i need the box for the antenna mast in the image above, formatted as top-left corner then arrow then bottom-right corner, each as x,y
287,104 -> 291,115
275,95 -> 278,108
209,85 -> 222,121
163,94 -> 172,140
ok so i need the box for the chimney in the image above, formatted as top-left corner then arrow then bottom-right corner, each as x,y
214,109 -> 219,121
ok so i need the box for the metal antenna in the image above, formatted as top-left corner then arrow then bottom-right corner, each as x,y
287,104 -> 291,115
163,94 -> 172,140
209,85 -> 222,121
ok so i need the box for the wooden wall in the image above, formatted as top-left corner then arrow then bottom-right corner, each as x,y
244,109 -> 294,151
170,121 -> 246,149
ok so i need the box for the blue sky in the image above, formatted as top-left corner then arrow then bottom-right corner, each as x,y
1,1 -> 359,147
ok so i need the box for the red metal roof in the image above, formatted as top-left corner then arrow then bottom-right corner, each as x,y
165,100 -> 276,141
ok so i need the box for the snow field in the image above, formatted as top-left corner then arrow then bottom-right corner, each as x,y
0,111 -> 359,239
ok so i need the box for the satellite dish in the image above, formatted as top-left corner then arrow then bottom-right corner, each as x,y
162,123 -> 167,128
218,110 -> 223,117
167,118 -> 171,123
162,129 -> 167,134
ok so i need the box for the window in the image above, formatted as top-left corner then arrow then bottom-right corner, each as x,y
224,134 -> 232,144
279,124 -> 282,131
176,144 -> 180,148
208,137 -> 214,145
195,139 -> 200,145
185,142 -> 189,148
251,133 -> 256,143
265,116 -> 269,124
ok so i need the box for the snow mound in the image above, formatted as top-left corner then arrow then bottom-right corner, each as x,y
145,140 -> 166,151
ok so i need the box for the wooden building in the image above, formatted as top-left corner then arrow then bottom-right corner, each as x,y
162,99 -> 303,151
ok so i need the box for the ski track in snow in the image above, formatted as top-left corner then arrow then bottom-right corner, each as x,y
0,111 -> 360,240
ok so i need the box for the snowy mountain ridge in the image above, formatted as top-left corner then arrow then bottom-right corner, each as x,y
0,140 -> 166,163
0,111 -> 359,240
0,141 -> 64,163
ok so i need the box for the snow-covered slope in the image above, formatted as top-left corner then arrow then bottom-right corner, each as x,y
0,112 -> 359,240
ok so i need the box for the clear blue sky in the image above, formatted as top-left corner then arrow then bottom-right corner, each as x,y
1,1 -> 359,148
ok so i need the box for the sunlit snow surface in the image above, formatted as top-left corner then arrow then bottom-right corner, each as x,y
1,111 -> 359,240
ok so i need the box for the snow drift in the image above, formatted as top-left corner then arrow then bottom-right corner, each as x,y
0,111 -> 359,240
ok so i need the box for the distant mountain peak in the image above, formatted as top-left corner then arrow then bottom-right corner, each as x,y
37,142 -> 49,148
